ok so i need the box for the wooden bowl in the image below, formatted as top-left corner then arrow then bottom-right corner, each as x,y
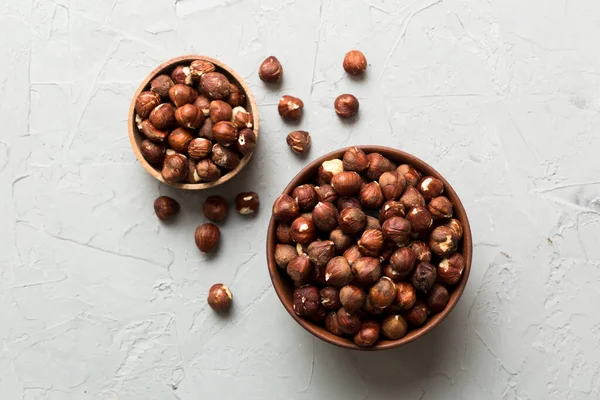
266,146 -> 472,350
128,55 -> 259,190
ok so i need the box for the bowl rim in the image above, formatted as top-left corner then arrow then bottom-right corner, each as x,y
266,145 -> 473,351
128,54 -> 259,190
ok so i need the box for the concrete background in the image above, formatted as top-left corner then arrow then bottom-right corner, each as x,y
1,0 -> 600,399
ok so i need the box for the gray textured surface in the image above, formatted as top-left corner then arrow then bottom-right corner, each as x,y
1,0 -> 600,399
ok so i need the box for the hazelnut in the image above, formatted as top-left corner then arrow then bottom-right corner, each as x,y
312,202 -> 338,232
342,147 -> 370,172
317,159 -> 344,185
171,65 -> 193,85
175,104 -> 204,129
161,151 -> 188,182
411,262 -> 437,293
231,106 -> 253,129
287,254 -> 313,285
320,287 -> 341,310
168,84 -> 198,107
339,285 -> 367,313
338,207 -> 367,234
331,171 -> 362,197
307,240 -> 335,267
382,264 -> 402,283
438,253 -> 465,286
312,264 -> 327,286
418,176 -> 444,201
329,229 -> 352,253
207,283 -> 232,313
365,216 -> 381,231
272,194 -> 300,222
259,56 -> 283,83
400,186 -> 426,210
140,139 -> 166,165
199,119 -> 214,140
211,143 -> 240,170
382,216 -> 411,246
406,206 -> 433,233
236,129 -> 257,155
196,159 -> 221,182
135,91 -> 161,118
381,315 -> 408,340
353,320 -> 380,347
396,282 -> 417,310
209,100 -> 233,123
187,159 -> 201,184
168,128 -> 194,153
194,223 -> 220,253
427,284 -> 450,314
199,72 -> 231,100
153,196 -> 179,220
293,285 -> 323,320
358,182 -> 384,209
337,308 -> 361,334
429,226 -> 458,258
337,197 -> 362,212
189,60 -> 215,79
397,164 -> 421,187
324,256 -> 353,287
325,311 -> 344,336
364,298 -> 384,315
278,95 -> 304,120
292,185 -> 318,212
276,223 -> 294,245
379,200 -> 406,222
235,192 -> 260,215
352,256 -> 382,286
379,248 -> 393,264
445,218 -> 464,241
203,195 -> 228,222
428,196 -> 453,220
343,50 -> 367,75
409,241 -> 432,263
150,74 -> 174,98
290,216 -> 316,245
369,277 -> 397,309
149,103 -> 175,130
334,94 -> 359,118
357,229 -> 384,257
286,131 -> 311,154
343,245 -> 362,266
366,153 -> 395,181
140,119 -> 168,142
404,300 -> 429,326
188,138 -> 212,160
315,184 -> 339,203
379,171 -> 406,201
213,121 -> 238,147
389,247 -> 417,278
193,95 -> 211,116
226,84 -> 245,108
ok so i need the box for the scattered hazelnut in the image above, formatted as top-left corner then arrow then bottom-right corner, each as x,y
236,129 -> 257,155
276,223 -> 294,245
203,195 -> 229,222
406,206 -> 433,233
231,106 -> 253,129
411,262 -> 437,293
365,216 -> 381,231
343,50 -> 367,76
397,164 -> 421,187
408,241 -> 432,263
194,223 -> 220,253
213,121 -> 239,147
324,256 -> 353,287
334,94 -> 359,118
379,171 -> 406,201
211,143 -> 240,170
135,91 -> 161,118
339,285 -> 367,313
321,287 -> 341,310
404,300 -> 429,326
338,207 -> 367,234
149,103 -> 175,130
418,176 -> 444,201
226,84 -> 246,108
207,283 -> 232,313
351,256 -> 382,286
287,254 -> 313,285
315,184 -> 339,203
342,147 -> 370,172
278,95 -> 304,120
196,159 -> 221,182
311,201 -> 339,232
382,264 -> 402,283
140,119 -> 169,143
199,119 -> 214,140
396,282 -> 417,310
171,65 -> 193,85
325,311 -> 344,336
428,196 -> 453,219
235,192 -> 260,215
292,184 -> 318,212
337,308 -> 361,334
358,181 -> 384,209
175,104 -> 204,129
379,200 -> 406,222
337,197 -> 362,212
307,240 -> 335,267
194,95 -> 211,116
199,72 -> 231,100
259,56 -> 283,83
140,139 -> 166,165
275,244 -> 297,269
368,277 -> 397,309
188,138 -> 212,160
381,315 -> 408,340
366,153 -> 395,181
438,253 -> 465,286
187,159 -> 201,184
286,131 -> 311,154
427,284 -> 449,314
162,150 -> 188,182
381,216 -> 411,246
150,74 -> 174,98
389,247 -> 417,278
429,225 -> 458,258
168,128 -> 194,153
209,100 -> 233,123
329,229 -> 353,253
357,229 -> 385,257
290,216 -> 317,245
168,84 -> 198,107
343,245 -> 362,267
331,171 -> 362,197
153,196 -> 180,220
445,218 -> 464,241
400,186 -> 426,209
189,60 -> 215,79
293,285 -> 324,321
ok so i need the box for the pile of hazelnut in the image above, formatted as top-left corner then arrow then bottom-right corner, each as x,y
135,59 -> 257,184
271,147 -> 465,347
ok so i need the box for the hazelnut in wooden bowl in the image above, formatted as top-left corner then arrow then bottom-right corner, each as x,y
266,146 -> 472,350
129,55 -> 259,189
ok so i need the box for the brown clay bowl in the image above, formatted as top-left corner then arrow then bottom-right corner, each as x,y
266,146 -> 472,350
128,55 -> 259,190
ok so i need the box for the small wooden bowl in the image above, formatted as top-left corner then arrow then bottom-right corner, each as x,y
128,55 -> 259,190
266,146 -> 473,350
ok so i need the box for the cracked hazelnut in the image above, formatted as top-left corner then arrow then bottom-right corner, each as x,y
272,194 -> 300,222
235,192 -> 260,215
342,147 -> 370,172
140,139 -> 166,165
411,262 -> 437,293
382,264 -> 402,283
213,121 -> 238,147
438,253 -> 464,286
169,84 -> 198,107
209,100 -> 233,123
396,282 -> 417,310
325,311 -> 344,335
196,159 -> 221,182
175,104 -> 204,129
203,195 -> 229,222
406,206 -> 433,233
286,131 -> 311,154
343,50 -> 367,75
287,254 -> 313,285
292,185 -> 318,212
236,129 -> 256,155
321,287 -> 341,310
153,196 -> 179,220
293,285 -> 324,320
307,240 -> 335,267
357,229 -> 384,257
162,150 -> 188,182
199,118 -> 214,140
389,247 -> 416,278
171,65 -> 193,85
317,159 -> 344,185
190,60 -> 215,79
135,91 -> 161,118
149,103 -> 175,130
352,256 -> 382,286
324,256 -> 353,287
428,196 -> 453,219
337,308 -> 361,334
150,74 -> 174,98
418,176 -> 444,201
379,200 -> 405,222
188,138 -> 212,160
334,94 -> 359,118
168,128 -> 194,153
343,245 -> 362,266
211,143 -> 240,170
382,216 -> 411,246
404,301 -> 429,326
400,187 -> 426,210
427,284 -> 449,314
276,223 -> 294,245
315,184 -> 339,203
409,241 -> 432,263
337,197 -> 362,212
329,229 -> 352,253
187,159 -> 201,184
331,171 -> 362,197
359,182 -> 384,209
366,153 -> 395,181
207,283 -> 232,313
379,171 -> 406,201
226,84 -> 245,108
429,226 -> 458,258
397,164 -> 421,187
231,106 -> 253,129
195,223 -> 220,253
259,56 -> 283,83
290,216 -> 316,245
369,277 -> 397,309
338,207 -> 367,234
445,218 -> 464,241
354,320 -> 380,347
339,285 -> 366,313
311,201 -> 339,232
278,95 -> 304,120
200,72 -> 230,100
140,119 -> 169,143
194,95 -> 211,116
381,315 -> 408,340
365,216 -> 381,231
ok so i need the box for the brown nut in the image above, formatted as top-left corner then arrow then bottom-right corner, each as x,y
231,106 -> 253,129
357,229 -> 384,257
368,277 -> 397,309
337,197 -> 362,212
149,103 -> 175,130
382,216 -> 411,246
342,147 -> 370,172
389,247 -> 417,278
365,153 -> 395,180
235,191 -> 260,215
140,139 -> 166,165
396,282 -> 417,310
331,171 -> 362,197
324,256 -> 353,287
276,223 -> 294,245
406,206 -> 433,233
175,104 -> 204,129
199,119 -> 214,140
353,320 -> 380,347
211,143 -> 240,170
162,150 -> 188,182
329,229 -> 353,253
188,138 -> 212,160
135,91 -> 161,118
364,298 -> 384,315
325,311 -> 344,335
286,131 -> 311,154
311,202 -> 338,232
187,159 -> 201,184
400,186 -> 426,209
226,84 -> 245,108
351,257 -> 382,286
140,119 -> 169,143
171,65 -> 193,85
365,216 -> 381,231
317,159 -> 344,185
307,240 -> 335,267
199,72 -> 231,100
379,248 -> 394,265
278,95 -> 304,120
404,300 -> 429,326
338,207 -> 367,234
207,283 -> 232,313
339,285 -> 367,313
427,284 -> 449,314
379,171 -> 406,201
153,196 -> 179,220
359,182 -> 384,209
236,129 -> 257,155
168,128 -> 194,153
343,245 -> 362,266
194,223 -> 220,253
445,218 -> 464,241
409,241 -> 432,263
194,95 -> 211,116
379,200 -> 406,222
411,262 -> 437,293
337,308 -> 361,334
438,253 -> 465,286
343,50 -> 367,76
418,176 -> 444,201
287,254 -> 313,285
382,264 -> 402,283
196,159 -> 221,182
397,164 -> 422,187
293,285 -> 324,320
168,84 -> 198,107
428,196 -> 453,220
203,195 -> 229,222
150,74 -> 174,98
381,315 -> 408,340
315,184 -> 339,203
290,216 -> 316,245
189,60 -> 215,79
429,225 -> 458,258
272,194 -> 300,222
213,121 -> 238,147
259,56 -> 283,83
292,185 -> 318,212
320,287 -> 341,310
334,94 -> 359,118
209,100 -> 233,123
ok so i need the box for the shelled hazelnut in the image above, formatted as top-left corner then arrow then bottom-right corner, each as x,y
312,202 -> 339,232
337,197 -> 362,211
203,195 -> 229,222
286,131 -> 311,154
195,223 -> 220,253
315,184 -> 339,203
354,320 -> 380,347
343,50 -> 367,76
334,94 -> 359,118
207,284 -> 232,313
339,285 -> 366,313
317,159 -> 344,185
381,315 -> 407,340
427,284 -> 449,313
235,192 -> 260,215
275,244 -> 297,269
259,56 -> 283,83
321,287 -> 341,310
293,185 -> 318,212
278,95 -> 304,120
154,196 -> 180,220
